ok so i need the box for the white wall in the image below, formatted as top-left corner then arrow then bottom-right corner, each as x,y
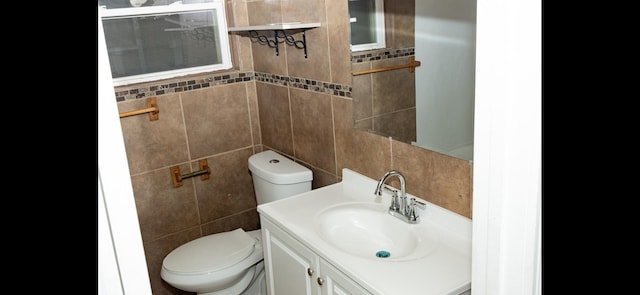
414,0 -> 476,160
471,0 -> 542,294
98,6 -> 153,295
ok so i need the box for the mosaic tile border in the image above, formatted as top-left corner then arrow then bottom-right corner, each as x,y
114,71 -> 352,101
114,72 -> 253,101
351,47 -> 415,63
254,72 -> 352,98
111,48 -> 413,102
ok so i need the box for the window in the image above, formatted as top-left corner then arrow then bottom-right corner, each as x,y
99,0 -> 232,86
348,0 -> 385,51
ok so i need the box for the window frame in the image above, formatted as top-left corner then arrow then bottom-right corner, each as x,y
349,0 -> 386,52
99,1 -> 232,86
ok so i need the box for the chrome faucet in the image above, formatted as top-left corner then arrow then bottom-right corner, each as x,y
374,170 -> 426,224
374,170 -> 408,214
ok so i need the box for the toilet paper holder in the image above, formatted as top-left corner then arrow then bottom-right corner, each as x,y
170,159 -> 211,188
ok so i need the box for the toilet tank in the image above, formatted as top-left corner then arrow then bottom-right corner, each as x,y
248,150 -> 313,205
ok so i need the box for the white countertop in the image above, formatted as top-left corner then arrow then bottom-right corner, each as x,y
257,168 -> 471,295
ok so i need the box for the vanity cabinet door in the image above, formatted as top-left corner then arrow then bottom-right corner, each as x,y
261,217 -> 373,295
318,259 -> 372,295
262,218 -> 320,295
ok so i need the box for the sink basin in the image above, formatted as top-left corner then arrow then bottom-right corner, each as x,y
314,202 -> 438,261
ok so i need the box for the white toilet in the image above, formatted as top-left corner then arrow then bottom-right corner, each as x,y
161,150 -> 313,295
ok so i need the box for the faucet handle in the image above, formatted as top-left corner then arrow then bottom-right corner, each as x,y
407,198 -> 427,223
410,197 -> 426,209
388,189 -> 400,212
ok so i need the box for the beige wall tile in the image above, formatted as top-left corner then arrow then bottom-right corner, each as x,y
256,83 -> 294,155
201,209 -> 261,236
333,96 -> 392,179
391,140 -> 472,218
247,0 -> 282,26
194,148 -> 257,224
227,0 -> 255,72
131,164 -> 200,242
371,58 -> 416,114
311,167 -> 341,189
352,55 -> 416,143
290,88 -> 336,173
246,82 -> 262,146
287,27 -> 331,82
251,39 -> 289,74
281,0 -> 330,81
281,0 -> 323,23
226,0 -> 248,27
118,94 -> 189,174
391,141 -> 438,204
237,35 -> 256,72
385,0 -> 415,48
326,0 -> 352,86
354,117 -> 373,131
246,0 -> 288,74
375,107 -> 416,143
351,62 -> 373,122
430,151 -> 472,217
181,84 -> 252,159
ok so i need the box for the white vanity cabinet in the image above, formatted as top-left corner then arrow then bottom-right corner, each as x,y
261,217 -> 373,295
257,169 -> 472,295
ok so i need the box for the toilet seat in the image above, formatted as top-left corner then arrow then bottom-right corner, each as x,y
161,229 -> 265,294
163,228 -> 256,274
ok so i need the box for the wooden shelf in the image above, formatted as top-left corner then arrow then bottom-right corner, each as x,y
228,22 -> 320,32
228,22 -> 320,58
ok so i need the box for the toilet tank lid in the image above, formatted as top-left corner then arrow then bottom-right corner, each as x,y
249,150 -> 312,184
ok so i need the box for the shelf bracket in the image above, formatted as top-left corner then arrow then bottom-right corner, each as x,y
249,29 -> 310,58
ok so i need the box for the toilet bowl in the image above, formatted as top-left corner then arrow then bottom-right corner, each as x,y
161,150 -> 313,295
161,229 -> 265,295
241,260 -> 266,295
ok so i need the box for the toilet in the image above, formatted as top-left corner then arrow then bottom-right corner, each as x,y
161,150 -> 313,295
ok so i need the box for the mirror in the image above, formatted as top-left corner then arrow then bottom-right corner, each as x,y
350,0 -> 476,161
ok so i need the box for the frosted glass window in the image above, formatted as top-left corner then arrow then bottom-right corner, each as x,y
99,0 -> 231,86
349,0 -> 385,51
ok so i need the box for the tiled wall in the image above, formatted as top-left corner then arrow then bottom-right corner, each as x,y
352,0 -> 416,143
113,0 -> 471,294
352,47 -> 417,143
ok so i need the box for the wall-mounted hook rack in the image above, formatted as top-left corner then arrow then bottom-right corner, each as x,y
119,97 -> 159,121
170,159 -> 211,188
228,22 -> 320,58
